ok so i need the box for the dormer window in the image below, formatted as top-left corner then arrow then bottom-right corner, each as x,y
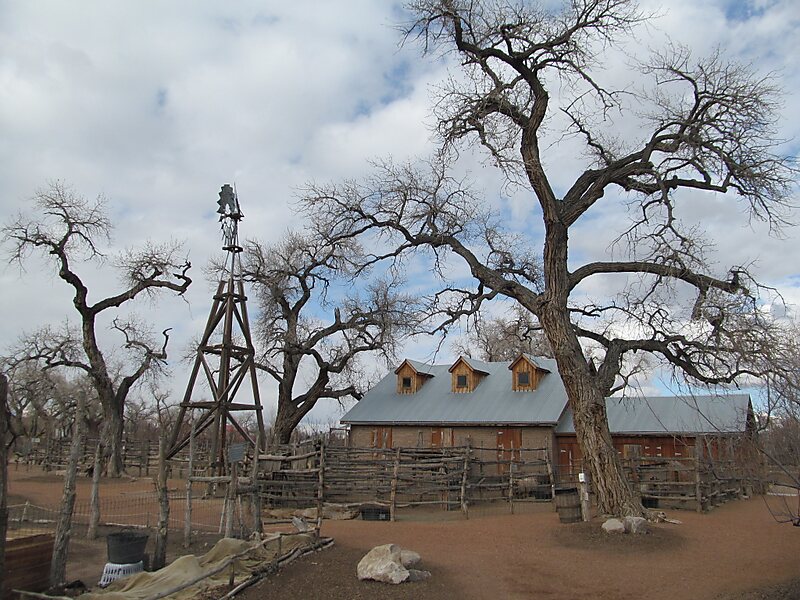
395,359 -> 435,394
449,356 -> 489,393
509,354 -> 550,391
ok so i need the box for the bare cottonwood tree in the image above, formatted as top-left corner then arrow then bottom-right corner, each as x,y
3,182 -> 191,476
453,304 -> 551,360
243,232 -> 417,444
303,0 -> 797,516
0,372 -> 17,599
49,389 -> 86,587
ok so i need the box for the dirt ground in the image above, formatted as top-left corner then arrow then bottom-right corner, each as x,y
7,467 -> 800,599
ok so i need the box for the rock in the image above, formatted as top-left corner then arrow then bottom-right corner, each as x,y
407,569 -> 432,582
357,544 -> 429,584
624,516 -> 649,535
400,549 -> 421,567
357,544 -> 410,584
601,518 -> 625,534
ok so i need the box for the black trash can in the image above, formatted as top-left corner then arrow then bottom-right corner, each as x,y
107,531 -> 149,564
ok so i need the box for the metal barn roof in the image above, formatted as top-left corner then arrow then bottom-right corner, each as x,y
554,394 -> 752,435
341,357 -> 569,425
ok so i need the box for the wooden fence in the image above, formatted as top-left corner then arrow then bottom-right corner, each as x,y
250,442 -> 761,515
251,443 -> 554,518
558,455 -> 759,512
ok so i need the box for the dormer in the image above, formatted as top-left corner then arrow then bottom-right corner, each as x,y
448,356 -> 490,393
508,354 -> 550,391
394,359 -> 435,394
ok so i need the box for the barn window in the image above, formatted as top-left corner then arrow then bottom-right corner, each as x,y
456,374 -> 468,388
402,377 -> 412,389
517,372 -> 530,386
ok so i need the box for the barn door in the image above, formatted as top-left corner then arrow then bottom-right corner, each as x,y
496,428 -> 522,474
431,428 -> 443,448
371,427 -> 392,449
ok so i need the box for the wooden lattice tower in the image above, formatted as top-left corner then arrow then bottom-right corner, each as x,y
167,184 -> 266,475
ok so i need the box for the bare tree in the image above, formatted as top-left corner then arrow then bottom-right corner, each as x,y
0,371 -> 18,599
453,304 -> 551,360
49,389 -> 86,587
152,387 -> 173,570
2,182 -> 191,476
302,0 -> 797,516
243,232 -> 418,444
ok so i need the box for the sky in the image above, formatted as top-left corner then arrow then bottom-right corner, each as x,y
1,0 -> 798,428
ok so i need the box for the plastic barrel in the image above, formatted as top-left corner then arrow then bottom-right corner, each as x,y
553,486 -> 582,523
106,531 -> 149,564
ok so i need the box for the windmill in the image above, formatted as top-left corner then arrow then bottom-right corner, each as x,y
167,184 -> 267,475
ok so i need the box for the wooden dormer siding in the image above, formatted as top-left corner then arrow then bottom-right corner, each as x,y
394,359 -> 433,394
448,356 -> 489,393
509,354 -> 549,391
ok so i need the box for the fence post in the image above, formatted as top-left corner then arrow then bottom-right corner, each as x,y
508,448 -> 515,515
460,444 -> 470,519
224,463 -> 237,538
184,414 -> 196,548
695,452 -> 703,513
390,447 -> 401,522
251,433 -> 262,536
316,439 -> 326,537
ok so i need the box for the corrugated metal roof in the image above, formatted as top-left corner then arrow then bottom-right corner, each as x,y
405,359 -> 436,376
458,356 -> 490,374
554,394 -> 752,435
341,357 -> 568,425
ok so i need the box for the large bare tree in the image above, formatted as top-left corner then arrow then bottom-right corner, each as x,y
243,232 -> 417,444
3,182 -> 191,475
302,0 -> 797,516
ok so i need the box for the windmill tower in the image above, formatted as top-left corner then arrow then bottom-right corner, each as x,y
167,184 -> 267,475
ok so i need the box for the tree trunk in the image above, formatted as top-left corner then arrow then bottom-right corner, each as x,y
87,444 -> 102,539
0,374 -> 11,600
273,408 -> 301,446
50,392 -> 86,587
102,403 -> 125,477
153,433 -> 169,570
539,220 -> 644,518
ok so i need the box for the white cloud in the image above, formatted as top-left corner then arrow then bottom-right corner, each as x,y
1,1 -> 798,427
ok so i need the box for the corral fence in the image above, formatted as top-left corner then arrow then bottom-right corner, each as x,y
253,443 -> 556,519
250,440 -> 768,517
6,438 -> 773,544
11,437 -> 204,478
558,454 -> 763,512
5,492 -> 231,537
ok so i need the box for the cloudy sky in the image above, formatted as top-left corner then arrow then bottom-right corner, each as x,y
1,0 -> 798,427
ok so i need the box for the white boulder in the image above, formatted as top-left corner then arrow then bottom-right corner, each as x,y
601,518 -> 626,534
623,516 -> 649,535
357,544 -> 430,584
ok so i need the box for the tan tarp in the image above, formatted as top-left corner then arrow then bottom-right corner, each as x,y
79,534 -> 315,600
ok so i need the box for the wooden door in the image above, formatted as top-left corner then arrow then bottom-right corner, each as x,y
496,428 -> 522,474
371,427 -> 392,449
431,428 -> 443,448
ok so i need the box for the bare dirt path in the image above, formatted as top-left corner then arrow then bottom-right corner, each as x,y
8,467 -> 800,599
245,500 -> 800,600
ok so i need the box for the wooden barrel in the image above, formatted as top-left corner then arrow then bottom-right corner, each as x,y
554,486 -> 582,523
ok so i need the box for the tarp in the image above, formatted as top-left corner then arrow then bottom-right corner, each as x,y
79,534 -> 316,600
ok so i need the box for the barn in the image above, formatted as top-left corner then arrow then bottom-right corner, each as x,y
341,354 -> 755,478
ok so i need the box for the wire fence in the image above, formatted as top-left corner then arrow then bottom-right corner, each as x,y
6,492 -> 230,537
